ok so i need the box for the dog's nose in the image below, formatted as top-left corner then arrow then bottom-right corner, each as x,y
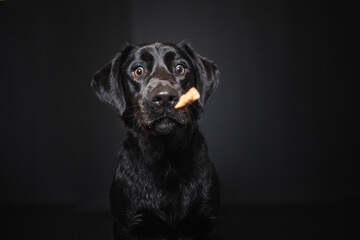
151,87 -> 179,108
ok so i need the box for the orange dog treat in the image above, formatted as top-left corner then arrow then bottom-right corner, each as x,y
174,87 -> 200,109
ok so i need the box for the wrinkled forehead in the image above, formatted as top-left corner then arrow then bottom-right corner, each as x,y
132,43 -> 190,70
138,43 -> 177,58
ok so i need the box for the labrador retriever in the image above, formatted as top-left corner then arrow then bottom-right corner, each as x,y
91,42 -> 220,240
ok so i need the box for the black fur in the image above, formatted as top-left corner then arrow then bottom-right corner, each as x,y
91,42 -> 220,239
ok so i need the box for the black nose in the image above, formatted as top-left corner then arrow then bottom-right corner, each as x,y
151,87 -> 179,108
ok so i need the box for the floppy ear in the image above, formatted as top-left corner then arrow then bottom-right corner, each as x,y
195,55 -> 220,108
178,42 -> 220,109
90,53 -> 127,116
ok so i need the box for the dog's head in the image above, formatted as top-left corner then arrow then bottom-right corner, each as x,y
91,42 -> 219,135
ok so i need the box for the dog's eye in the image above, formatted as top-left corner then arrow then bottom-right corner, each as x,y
175,65 -> 185,75
134,67 -> 144,77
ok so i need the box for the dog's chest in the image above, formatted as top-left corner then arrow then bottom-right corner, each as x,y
115,135 -> 210,225
124,164 -> 201,222
142,169 -> 196,207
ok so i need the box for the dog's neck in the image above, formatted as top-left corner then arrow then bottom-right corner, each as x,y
126,123 -> 201,168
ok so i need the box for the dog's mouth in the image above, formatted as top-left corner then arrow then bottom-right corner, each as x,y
148,116 -> 181,135
136,99 -> 192,135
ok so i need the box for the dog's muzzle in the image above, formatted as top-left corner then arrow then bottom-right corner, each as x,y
150,86 -> 179,108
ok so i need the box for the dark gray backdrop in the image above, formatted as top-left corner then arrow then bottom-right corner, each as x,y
1,0 -> 358,211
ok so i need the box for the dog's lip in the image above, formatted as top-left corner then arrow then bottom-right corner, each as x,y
143,116 -> 178,131
147,116 -> 178,127
153,116 -> 178,124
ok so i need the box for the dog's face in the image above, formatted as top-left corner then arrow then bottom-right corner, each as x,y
91,42 -> 219,135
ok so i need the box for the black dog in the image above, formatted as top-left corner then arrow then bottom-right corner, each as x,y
91,42 -> 220,239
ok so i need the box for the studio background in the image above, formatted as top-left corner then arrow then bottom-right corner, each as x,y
1,0 -> 359,239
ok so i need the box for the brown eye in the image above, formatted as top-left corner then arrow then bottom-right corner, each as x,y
134,67 -> 144,77
175,65 -> 185,75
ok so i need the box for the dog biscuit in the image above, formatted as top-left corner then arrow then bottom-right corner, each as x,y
174,87 -> 200,109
